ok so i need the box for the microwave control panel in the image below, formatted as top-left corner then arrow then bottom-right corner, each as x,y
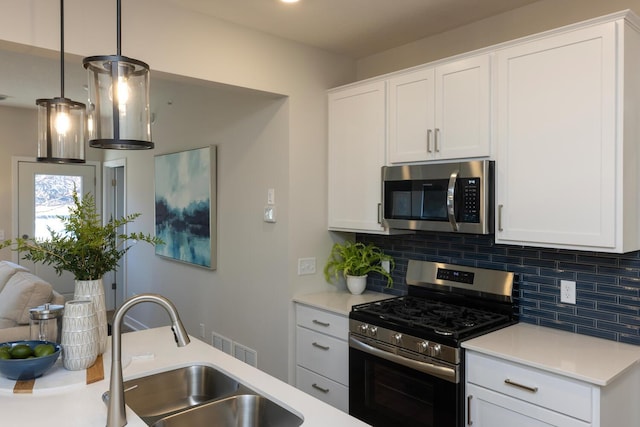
460,178 -> 480,223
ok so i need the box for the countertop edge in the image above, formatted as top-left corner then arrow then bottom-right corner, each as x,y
462,323 -> 640,387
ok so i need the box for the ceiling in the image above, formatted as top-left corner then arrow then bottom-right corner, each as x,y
0,0 -> 542,109
166,0 -> 543,58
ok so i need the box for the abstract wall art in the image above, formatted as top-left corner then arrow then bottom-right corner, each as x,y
154,146 -> 217,269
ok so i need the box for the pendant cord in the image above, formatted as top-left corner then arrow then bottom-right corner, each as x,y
60,0 -> 65,98
116,0 -> 122,56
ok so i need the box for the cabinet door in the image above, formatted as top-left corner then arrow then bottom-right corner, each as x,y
495,23 -> 617,249
467,384 -> 591,427
388,68 -> 435,163
328,81 -> 387,233
435,54 -> 491,159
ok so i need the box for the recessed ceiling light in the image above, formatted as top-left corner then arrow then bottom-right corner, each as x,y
281,0 -> 299,3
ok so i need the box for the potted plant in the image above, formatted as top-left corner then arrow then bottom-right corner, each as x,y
323,241 -> 394,294
0,190 -> 162,354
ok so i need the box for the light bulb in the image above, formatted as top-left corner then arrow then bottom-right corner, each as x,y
54,110 -> 70,135
116,76 -> 130,105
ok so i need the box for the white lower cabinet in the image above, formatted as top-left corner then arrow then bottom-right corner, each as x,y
466,351 -> 638,427
295,303 -> 349,412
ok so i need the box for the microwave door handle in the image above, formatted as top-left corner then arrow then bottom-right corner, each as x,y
447,170 -> 459,231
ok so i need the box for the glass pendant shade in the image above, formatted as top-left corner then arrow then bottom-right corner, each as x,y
37,97 -> 86,163
37,0 -> 86,163
83,55 -> 153,149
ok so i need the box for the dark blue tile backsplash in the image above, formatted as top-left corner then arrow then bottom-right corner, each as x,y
357,232 -> 640,346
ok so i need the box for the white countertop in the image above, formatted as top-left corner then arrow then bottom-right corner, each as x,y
293,290 -> 392,316
0,326 -> 370,426
462,323 -> 640,386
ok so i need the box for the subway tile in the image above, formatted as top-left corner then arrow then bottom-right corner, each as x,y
357,234 -> 640,345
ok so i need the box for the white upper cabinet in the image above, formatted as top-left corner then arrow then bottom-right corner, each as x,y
388,54 -> 491,163
327,81 -> 387,233
495,16 -> 640,252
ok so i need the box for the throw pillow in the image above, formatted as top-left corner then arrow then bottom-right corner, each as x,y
0,271 -> 53,325
0,261 -> 29,294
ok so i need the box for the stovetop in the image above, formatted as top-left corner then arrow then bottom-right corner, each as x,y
349,260 -> 517,348
351,295 -> 512,341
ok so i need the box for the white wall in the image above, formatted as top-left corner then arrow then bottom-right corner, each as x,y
357,0 -> 640,79
0,0 -> 356,382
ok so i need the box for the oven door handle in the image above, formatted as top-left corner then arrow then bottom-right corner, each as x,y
349,336 -> 458,383
447,170 -> 459,232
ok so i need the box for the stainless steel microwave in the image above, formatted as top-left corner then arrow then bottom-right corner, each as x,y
381,160 -> 494,234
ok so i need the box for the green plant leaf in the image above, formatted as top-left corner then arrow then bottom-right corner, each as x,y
0,190 -> 163,280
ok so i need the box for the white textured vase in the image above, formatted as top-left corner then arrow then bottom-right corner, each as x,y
74,279 -> 107,354
61,300 -> 98,371
346,274 -> 367,295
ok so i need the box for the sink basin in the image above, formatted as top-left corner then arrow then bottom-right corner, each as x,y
113,364 -> 303,426
122,365 -> 244,424
151,394 -> 304,427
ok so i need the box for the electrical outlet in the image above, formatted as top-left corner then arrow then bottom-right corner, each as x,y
199,323 -> 205,338
560,280 -> 576,304
381,260 -> 390,274
298,257 -> 316,275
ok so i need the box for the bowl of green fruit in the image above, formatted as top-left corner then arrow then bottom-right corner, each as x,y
0,340 -> 61,380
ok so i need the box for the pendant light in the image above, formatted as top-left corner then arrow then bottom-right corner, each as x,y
36,0 -> 86,163
82,0 -> 153,149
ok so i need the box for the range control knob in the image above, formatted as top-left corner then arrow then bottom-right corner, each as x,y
418,341 -> 429,354
368,326 -> 378,337
430,344 -> 442,357
359,324 -> 369,333
393,333 -> 402,344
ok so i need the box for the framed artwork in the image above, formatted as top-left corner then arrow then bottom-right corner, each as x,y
154,145 -> 217,269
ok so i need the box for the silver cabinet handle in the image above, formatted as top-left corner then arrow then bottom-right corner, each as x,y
504,378 -> 538,393
498,204 -> 504,232
312,342 -> 330,351
312,319 -> 330,327
377,203 -> 382,224
312,383 -> 330,393
467,395 -> 473,426
427,129 -> 433,152
434,128 -> 440,152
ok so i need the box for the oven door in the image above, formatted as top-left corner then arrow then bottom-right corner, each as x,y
349,335 -> 461,427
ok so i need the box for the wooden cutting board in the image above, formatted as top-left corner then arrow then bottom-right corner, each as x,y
12,353 -> 105,393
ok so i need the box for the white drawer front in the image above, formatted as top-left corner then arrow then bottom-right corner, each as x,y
296,304 -> 349,339
296,366 -> 349,413
467,352 -> 593,422
296,326 -> 348,384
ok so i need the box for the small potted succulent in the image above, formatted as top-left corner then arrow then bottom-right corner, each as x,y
323,241 -> 394,294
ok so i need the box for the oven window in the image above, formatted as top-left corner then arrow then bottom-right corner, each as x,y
371,363 -> 434,421
350,346 -> 459,427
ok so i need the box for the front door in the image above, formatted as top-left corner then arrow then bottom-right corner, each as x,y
16,159 -> 98,300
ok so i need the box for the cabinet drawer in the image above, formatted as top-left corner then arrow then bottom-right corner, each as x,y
296,366 -> 349,413
296,326 -> 348,384
296,304 -> 349,339
467,352 -> 592,422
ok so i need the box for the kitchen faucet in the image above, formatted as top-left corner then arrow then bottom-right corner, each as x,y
106,294 -> 190,427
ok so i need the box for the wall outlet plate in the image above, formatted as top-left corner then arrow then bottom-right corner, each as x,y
560,280 -> 576,304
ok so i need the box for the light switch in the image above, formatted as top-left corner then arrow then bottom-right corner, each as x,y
267,188 -> 275,205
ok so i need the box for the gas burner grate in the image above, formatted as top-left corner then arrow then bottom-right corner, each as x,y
354,296 -> 510,339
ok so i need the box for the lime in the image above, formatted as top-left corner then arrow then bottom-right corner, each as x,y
9,344 -> 33,359
0,351 -> 10,360
34,343 -> 55,357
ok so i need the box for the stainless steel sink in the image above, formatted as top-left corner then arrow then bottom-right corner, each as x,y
121,365 -> 245,424
151,394 -> 304,427
113,365 -> 303,426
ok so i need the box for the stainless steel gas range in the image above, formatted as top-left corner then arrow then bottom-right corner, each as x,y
348,259 -> 516,427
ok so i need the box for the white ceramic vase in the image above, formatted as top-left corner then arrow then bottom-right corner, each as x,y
74,279 -> 107,354
346,274 -> 367,295
61,300 -> 99,371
